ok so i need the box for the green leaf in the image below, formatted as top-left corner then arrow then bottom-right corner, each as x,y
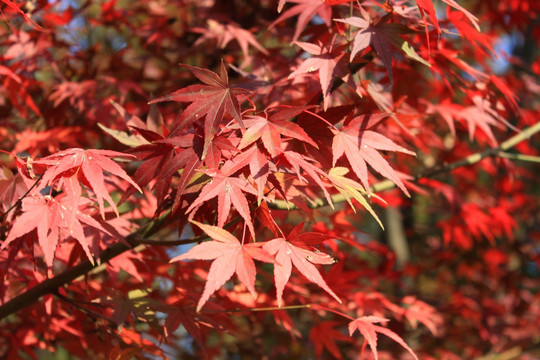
328,167 -> 384,229
98,123 -> 148,148
401,41 -> 431,67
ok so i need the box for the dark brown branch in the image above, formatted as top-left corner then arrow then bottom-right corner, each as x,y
0,211 -> 171,321
1,122 -> 539,321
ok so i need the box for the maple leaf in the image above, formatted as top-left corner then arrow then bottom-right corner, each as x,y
0,166 -> 27,216
1,192 -> 112,266
14,127 -> 89,157
441,0 -> 480,31
272,0 -> 333,42
247,144 -> 280,204
327,167 -> 384,228
332,113 -> 415,196
109,289 -> 163,334
428,96 -> 504,146
3,72 -> 42,118
108,102 -> 201,209
98,100 -> 160,149
348,315 -> 419,360
127,136 -> 201,211
149,61 -> 249,159
408,0 -> 440,54
262,224 -> 341,307
32,148 -> 141,217
49,80 -> 97,112
414,0 -> 440,34
402,296 -> 443,336
447,10 -> 495,58
335,17 -> 429,82
191,19 -> 269,60
288,41 -> 356,110
185,147 -> 260,237
278,150 -> 334,206
310,321 -> 352,359
171,221 -> 274,311
238,107 -> 318,157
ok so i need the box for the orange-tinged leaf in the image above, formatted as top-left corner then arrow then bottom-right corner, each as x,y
171,222 -> 274,311
263,229 -> 340,307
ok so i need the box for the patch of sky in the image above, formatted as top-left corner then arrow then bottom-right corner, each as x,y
47,0 -> 127,54
489,33 -> 521,74
166,223 -> 196,260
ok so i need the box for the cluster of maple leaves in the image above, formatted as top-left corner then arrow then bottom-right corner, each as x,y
1,0 -> 539,359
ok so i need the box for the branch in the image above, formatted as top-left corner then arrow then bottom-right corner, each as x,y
0,211 -> 173,320
1,122 -> 538,321
0,213 -> 243,320
269,121 -> 540,210
53,291 -> 117,326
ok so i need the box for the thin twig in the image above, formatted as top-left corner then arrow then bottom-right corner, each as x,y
0,173 -> 43,220
1,122 -> 539,321
53,291 -> 117,326
269,121 -> 540,210
203,304 -> 312,313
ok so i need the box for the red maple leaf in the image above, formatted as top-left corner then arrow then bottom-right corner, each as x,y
127,136 -> 201,212
309,321 -> 352,359
332,113 -> 415,195
288,41 -> 356,110
278,150 -> 334,205
0,167 -> 27,216
414,0 -> 440,34
107,101 -> 202,210
191,19 -> 269,60
402,296 -> 443,336
2,191 -> 111,266
413,0 -> 440,54
262,224 -> 340,307
335,17 -> 421,82
32,148 -> 141,217
441,0 -> 479,31
171,221 -> 274,311
186,148 -> 259,238
238,106 -> 318,157
272,0 -> 333,42
348,315 -> 418,360
149,61 -> 249,159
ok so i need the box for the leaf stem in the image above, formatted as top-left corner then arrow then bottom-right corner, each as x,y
1,122 -> 539,321
203,304 -> 312,313
269,121 -> 540,210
